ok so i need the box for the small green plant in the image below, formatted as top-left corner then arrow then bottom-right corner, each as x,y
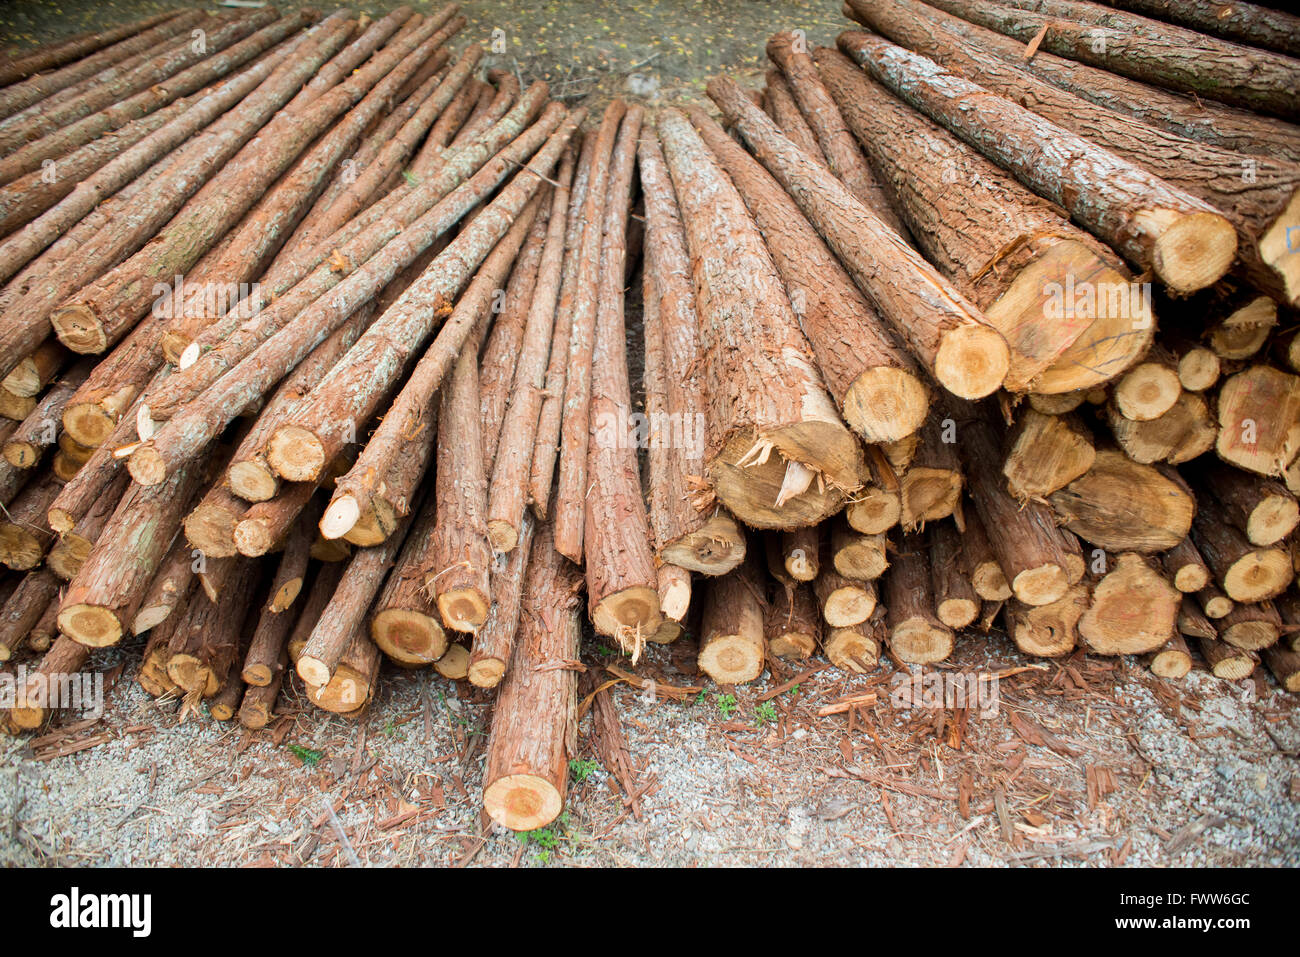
715,693 -> 737,719
694,689 -> 709,706
381,717 -> 406,740
754,702 -> 778,728
288,744 -> 323,767
401,169 -> 418,186
515,810 -> 570,865
569,758 -> 599,783
786,683 -> 801,698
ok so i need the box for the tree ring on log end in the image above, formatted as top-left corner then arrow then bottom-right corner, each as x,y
228,460 -> 280,503
51,304 -> 107,354
484,774 -> 562,832
842,366 -> 929,443
1150,211 -> 1237,294
932,322 -> 1009,399
371,610 -> 447,665
1011,564 -> 1069,607
592,584 -> 661,638
1225,549 -> 1291,602
709,429 -> 845,529
889,619 -> 953,664
266,425 -> 326,482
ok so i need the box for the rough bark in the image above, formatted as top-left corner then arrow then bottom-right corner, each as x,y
708,75 -> 1010,400
0,568 -> 59,661
467,515 -> 535,688
929,520 -> 979,628
1192,498 -> 1293,601
166,557 -> 260,697
698,553 -> 767,685
1049,449 -> 1195,552
2,359 -> 91,468
132,536 -> 198,635
0,11 -> 180,88
1107,391 -> 1217,465
763,69 -> 825,162
369,492 -> 446,667
1195,460 -> 1299,546
765,579 -> 820,660
482,519 -> 582,832
885,531 -> 955,663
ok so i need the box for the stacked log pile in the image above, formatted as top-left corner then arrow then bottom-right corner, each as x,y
3,0 -> 1300,836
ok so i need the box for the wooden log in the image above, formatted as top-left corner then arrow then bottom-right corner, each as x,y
240,576 -> 299,688
482,519 -> 582,832
1207,293 -> 1277,360
1214,365 -> 1300,478
0,11 -> 181,88
1198,582 -> 1236,620
552,101 -> 626,561
1113,355 -> 1182,423
656,107 -> 861,528
919,0 -> 1300,120
635,128 -> 746,573
818,44 -> 1151,395
962,505 -> 1013,601
2,340 -> 68,398
582,105 -> 662,647
763,69 -> 825,161
1049,449 -> 1194,553
780,527 -> 820,583
766,31 -> 908,236
824,609 -> 885,673
1079,552 -> 1179,654
1199,636 -> 1257,679
434,642 -> 471,680
485,149 -> 574,552
929,520 -> 979,629
959,410 -> 1072,605
238,640 -> 288,728
765,580 -> 820,660
130,101 -> 574,488
1192,498 -> 1293,602
1164,537 -> 1213,594
686,106 -> 929,444
0,469 -> 59,570
2,359 -> 91,468
467,515 -> 535,689
830,522 -> 889,582
1080,0 -> 1300,57
899,413 -> 962,528
814,561 -> 878,627
1002,409 -> 1094,501
1196,461 -> 1299,547
0,569 -> 59,662
7,635 -> 93,730
45,469 -> 130,581
1147,633 -> 1193,678
370,494 -> 446,668
1218,599 -> 1282,651
1107,391 -> 1217,465
1262,644 -> 1300,692
697,554 -> 767,685
708,76 -> 1009,400
837,28 -> 1237,293
303,623 -> 381,715
166,558 -> 260,697
885,532 -> 955,663
1003,585 -> 1087,657
1177,595 -> 1217,640
297,498 -> 419,688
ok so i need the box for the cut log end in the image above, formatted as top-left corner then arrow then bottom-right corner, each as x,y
270,579 -> 303,614
242,663 -> 273,687
1258,191 -> 1300,306
1115,362 -> 1181,421
890,619 -> 954,664
821,584 -> 876,627
824,624 -> 880,672
228,460 -> 280,503
1177,348 -> 1220,392
467,657 -> 506,688
842,367 -> 930,443
135,403 -> 157,441
372,609 -> 448,665
3,441 -> 39,468
50,304 -> 107,355
1150,647 -> 1192,679
659,514 -> 747,575
1011,564 -> 1069,606
486,518 -> 518,553
320,495 -> 361,540
1225,549 -> 1291,602
296,655 -> 332,688
1246,494 -> 1300,546
483,773 -> 563,832
266,425 -> 326,482
659,575 -> 691,622
178,341 -> 201,369
710,431 -> 845,529
696,631 -> 764,684
57,604 -> 122,647
62,403 -> 117,448
127,445 -> 168,486
936,596 -> 979,629
1172,565 -> 1211,594
1150,211 -> 1237,295
434,643 -> 471,680
591,585 -> 661,641
233,518 -> 276,557
932,323 -> 1009,400
437,589 -> 490,634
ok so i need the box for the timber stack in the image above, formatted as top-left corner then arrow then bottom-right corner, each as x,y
3,0 -> 1300,839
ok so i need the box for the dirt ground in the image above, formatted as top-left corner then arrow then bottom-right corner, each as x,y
2,0 -> 1299,867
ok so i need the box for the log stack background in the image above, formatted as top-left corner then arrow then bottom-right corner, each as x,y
1,0 -> 1299,835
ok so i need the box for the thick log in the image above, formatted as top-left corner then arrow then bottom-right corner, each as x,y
0,569 -> 59,662
1003,409 -> 1094,501
766,32 -> 908,236
552,101 -> 626,560
687,106 -> 928,443
959,411 -> 1072,605
1214,365 -> 1300,477
885,532 -> 955,663
698,554 -> 767,685
708,75 -> 1009,401
1193,495 -> 1293,602
813,561 -> 878,627
1096,0 -> 1300,58
1079,552 -> 1179,654
837,28 -> 1236,293
3,340 -> 68,398
919,0 -> 1300,120
820,45 -> 1152,394
1049,449 -> 1195,552
467,515 -> 535,688
1003,585 -> 1087,657
482,519 -> 582,832
657,107 -> 862,529
1107,391 -> 1217,465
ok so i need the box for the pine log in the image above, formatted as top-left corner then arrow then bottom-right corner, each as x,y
485,149 -> 574,551
825,609 -> 885,674
0,569 -> 59,662
1049,449 -> 1194,552
919,0 -> 1300,120
830,522 -> 889,582
1098,0 -> 1300,57
1002,409 -> 1094,501
7,635 -> 93,730
132,537 -> 198,636
766,32 -> 908,236
0,470 -> 59,570
1218,599 -> 1283,651
814,561 -> 878,627
708,75 -> 1009,400
765,580 -> 820,660
1113,355 -> 1182,423
45,469 -> 130,581
657,107 -> 861,528
697,554 -> 767,685
1003,585 -> 1087,657
686,106 -> 929,443
1198,582 -> 1236,620
1214,365 -> 1300,478
0,11 -> 180,88
1199,636 -> 1257,679
2,359 -> 92,468
467,515 -> 535,688
1208,295 -> 1277,360
899,414 -> 962,528
885,532 -> 955,663
1262,644 -> 1300,692
636,128 -> 746,572
434,643 -> 471,680
1164,537 -> 1214,594
370,493 -> 446,667
780,527 -> 820,583
238,640 -> 288,728
837,28 -> 1237,293
2,340 -> 68,398
929,520 -> 979,629
482,520 -> 582,832
240,575 -> 299,688
166,558 -> 260,697
1196,461 -> 1299,547
552,101 -> 627,561
961,505 -> 1013,601
303,622 -> 380,715
818,46 -> 1153,395
1107,391 -> 1217,465
1079,552 -> 1179,654
1177,595 -> 1217,640
1192,496 -> 1293,602
959,411 -> 1072,605
1147,633 -> 1193,678
763,69 -> 825,161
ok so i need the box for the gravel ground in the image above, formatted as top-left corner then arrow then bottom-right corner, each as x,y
1,0 -> 1299,867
